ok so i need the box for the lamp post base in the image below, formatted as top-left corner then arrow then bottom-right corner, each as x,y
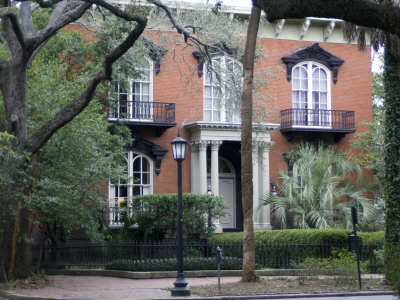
171,277 -> 190,296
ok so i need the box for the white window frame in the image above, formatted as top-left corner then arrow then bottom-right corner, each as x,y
108,152 -> 153,227
292,61 -> 331,128
110,59 -> 153,121
203,56 -> 242,123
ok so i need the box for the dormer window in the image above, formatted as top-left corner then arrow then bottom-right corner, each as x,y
204,57 -> 242,123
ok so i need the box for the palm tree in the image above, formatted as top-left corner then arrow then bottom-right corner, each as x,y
263,143 -> 376,230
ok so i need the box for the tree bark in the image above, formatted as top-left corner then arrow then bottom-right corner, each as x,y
253,0 -> 400,39
241,5 -> 261,283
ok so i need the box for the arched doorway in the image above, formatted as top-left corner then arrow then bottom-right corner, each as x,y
208,157 -> 236,229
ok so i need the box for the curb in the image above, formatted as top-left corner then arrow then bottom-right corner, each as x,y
0,289 -> 395,300
42,269 -> 323,279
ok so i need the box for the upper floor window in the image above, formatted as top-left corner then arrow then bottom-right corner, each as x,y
204,57 -> 242,123
110,59 -> 153,120
292,62 -> 331,127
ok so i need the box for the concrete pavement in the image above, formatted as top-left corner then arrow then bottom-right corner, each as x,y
0,273 -> 395,300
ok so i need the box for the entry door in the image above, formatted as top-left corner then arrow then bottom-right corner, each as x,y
218,178 -> 235,228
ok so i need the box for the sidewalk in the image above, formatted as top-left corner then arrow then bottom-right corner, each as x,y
0,273 -> 395,300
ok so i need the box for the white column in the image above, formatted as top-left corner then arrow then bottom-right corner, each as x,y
210,141 -> 222,196
198,141 -> 208,195
252,143 -> 259,225
189,142 -> 200,194
259,142 -> 272,229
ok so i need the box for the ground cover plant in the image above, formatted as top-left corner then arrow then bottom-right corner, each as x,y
190,277 -> 392,297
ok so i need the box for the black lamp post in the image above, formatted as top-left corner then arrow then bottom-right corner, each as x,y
171,131 -> 190,297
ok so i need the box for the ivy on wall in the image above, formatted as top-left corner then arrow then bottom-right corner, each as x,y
383,42 -> 400,294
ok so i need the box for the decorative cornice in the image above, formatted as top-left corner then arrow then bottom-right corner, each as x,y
281,43 -> 344,84
192,44 -> 242,78
144,39 -> 168,75
128,135 -> 168,175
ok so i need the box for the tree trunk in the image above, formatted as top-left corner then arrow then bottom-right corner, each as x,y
240,5 -> 261,283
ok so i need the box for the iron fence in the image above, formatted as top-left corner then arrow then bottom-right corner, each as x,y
36,240 -> 383,270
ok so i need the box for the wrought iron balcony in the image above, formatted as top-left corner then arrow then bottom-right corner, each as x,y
280,108 -> 355,141
109,100 -> 176,127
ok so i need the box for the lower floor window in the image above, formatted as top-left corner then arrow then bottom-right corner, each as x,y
108,152 -> 153,227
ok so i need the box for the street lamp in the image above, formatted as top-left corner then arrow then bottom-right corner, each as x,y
171,131 -> 190,296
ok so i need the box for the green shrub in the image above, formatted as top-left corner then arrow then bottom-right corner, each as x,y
108,193 -> 226,241
209,229 -> 384,269
297,250 -> 361,285
105,256 -> 249,271
385,245 -> 400,295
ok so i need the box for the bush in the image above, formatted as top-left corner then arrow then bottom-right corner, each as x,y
105,256 -> 248,271
210,229 -> 385,244
108,193 -> 226,241
297,250 -> 361,285
209,229 -> 384,269
385,245 -> 400,295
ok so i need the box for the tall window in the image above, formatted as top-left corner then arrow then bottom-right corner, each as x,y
204,57 -> 242,123
110,59 -> 153,120
108,152 -> 153,226
292,62 -> 331,127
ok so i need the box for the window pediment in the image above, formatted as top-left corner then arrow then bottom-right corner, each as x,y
281,43 -> 344,84
192,44 -> 242,78
128,135 -> 167,175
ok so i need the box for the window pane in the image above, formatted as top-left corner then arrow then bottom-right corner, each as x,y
133,157 -> 141,172
293,67 -> 299,78
142,158 -> 149,172
142,172 -> 150,184
293,78 -> 300,89
142,83 -> 149,96
301,78 -> 308,90
204,98 -> 212,109
204,110 -> 211,121
313,78 -> 319,90
321,79 -> 327,91
213,111 -> 220,121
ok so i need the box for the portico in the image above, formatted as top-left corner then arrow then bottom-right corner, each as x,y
184,121 -> 278,231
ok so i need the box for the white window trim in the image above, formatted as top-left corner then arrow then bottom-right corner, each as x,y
203,56 -> 242,123
109,59 -> 154,122
292,61 -> 332,128
108,151 -> 153,227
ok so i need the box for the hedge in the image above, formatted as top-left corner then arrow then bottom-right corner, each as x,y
209,229 -> 385,244
104,256 -> 251,271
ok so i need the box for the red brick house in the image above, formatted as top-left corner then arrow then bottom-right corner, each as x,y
105,5 -> 372,232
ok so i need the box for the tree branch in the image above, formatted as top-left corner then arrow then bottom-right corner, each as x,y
34,1 -> 91,48
148,0 -> 220,55
253,0 -> 400,39
25,17 -> 147,153
20,2 -> 37,38
0,7 -> 28,48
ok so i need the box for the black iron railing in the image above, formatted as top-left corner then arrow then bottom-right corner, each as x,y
109,100 -> 175,124
37,240 -> 382,270
280,108 -> 355,131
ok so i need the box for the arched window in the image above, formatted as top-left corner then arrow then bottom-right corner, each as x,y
204,57 -> 242,123
292,62 -> 331,127
110,59 -> 153,120
108,152 -> 153,227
